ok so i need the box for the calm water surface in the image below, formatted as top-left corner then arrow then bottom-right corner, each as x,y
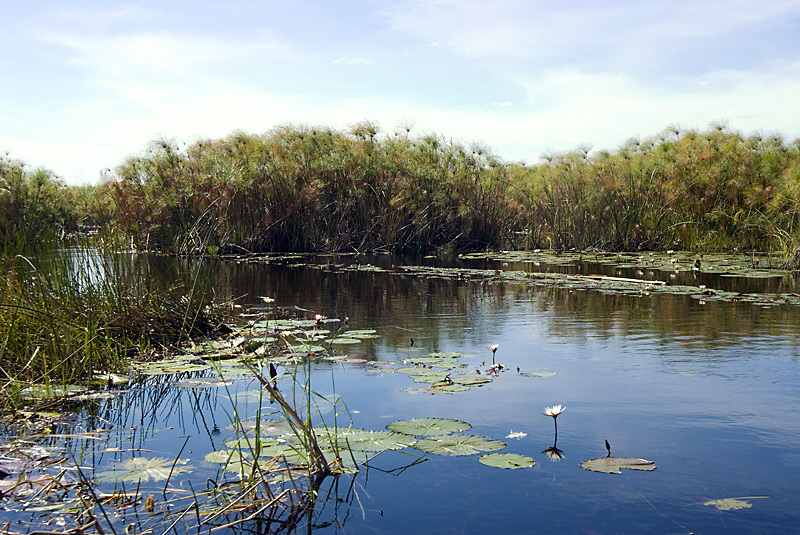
12,254 -> 800,534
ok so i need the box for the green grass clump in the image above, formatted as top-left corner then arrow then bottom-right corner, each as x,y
0,248 -> 222,407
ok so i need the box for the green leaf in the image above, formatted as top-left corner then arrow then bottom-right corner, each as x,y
580,456 -> 656,474
97,457 -> 193,483
478,453 -> 535,469
386,418 -> 471,436
413,434 -> 506,456
703,496 -> 767,511
518,371 -> 557,378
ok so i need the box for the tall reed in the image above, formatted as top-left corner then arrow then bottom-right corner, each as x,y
0,243 -> 221,406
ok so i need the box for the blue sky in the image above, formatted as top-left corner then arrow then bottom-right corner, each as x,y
3,1 -> 800,185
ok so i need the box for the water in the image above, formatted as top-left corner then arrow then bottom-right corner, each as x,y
5,254 -> 800,534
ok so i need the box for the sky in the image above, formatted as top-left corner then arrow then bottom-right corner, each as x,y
3,1 -> 800,185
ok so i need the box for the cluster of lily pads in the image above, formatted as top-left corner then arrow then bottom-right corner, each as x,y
234,250 -> 800,306
365,348 -> 556,395
129,316 -> 382,381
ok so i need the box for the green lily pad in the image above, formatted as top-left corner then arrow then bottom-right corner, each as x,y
224,437 -> 284,450
408,373 -> 451,383
204,449 -> 251,464
703,496 -> 767,511
286,344 -> 327,353
519,371 -> 557,378
408,384 -> 472,394
97,457 -> 193,483
478,453 -> 536,469
403,357 -> 461,367
451,376 -> 492,386
328,338 -> 362,345
174,377 -> 236,388
580,456 -> 656,474
20,384 -> 87,399
413,434 -> 506,456
227,419 -> 294,436
428,352 -> 465,358
136,360 -> 212,375
333,430 -> 415,452
386,417 -> 471,436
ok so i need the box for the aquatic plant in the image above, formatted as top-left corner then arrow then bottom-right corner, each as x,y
0,243 -> 223,407
542,404 -> 565,436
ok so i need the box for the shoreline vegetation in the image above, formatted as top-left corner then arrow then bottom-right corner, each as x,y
2,121 -> 799,257
2,120 -> 800,397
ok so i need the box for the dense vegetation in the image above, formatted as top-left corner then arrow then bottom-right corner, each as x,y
1,156 -> 219,397
3,121 -> 800,255
102,122 -> 800,254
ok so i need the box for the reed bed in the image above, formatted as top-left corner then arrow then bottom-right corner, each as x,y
0,246 -> 223,406
103,122 -> 800,255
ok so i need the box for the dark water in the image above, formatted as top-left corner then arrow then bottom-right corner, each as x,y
9,253 -> 800,534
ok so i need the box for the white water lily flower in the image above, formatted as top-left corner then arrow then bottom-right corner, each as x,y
506,430 -> 527,439
542,405 -> 565,418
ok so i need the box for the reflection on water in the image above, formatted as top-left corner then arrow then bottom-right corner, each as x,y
4,252 -> 800,534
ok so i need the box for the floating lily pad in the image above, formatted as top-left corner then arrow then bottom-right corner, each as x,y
332,430 -> 415,452
326,337 -> 361,345
344,329 -> 379,338
227,419 -> 294,436
428,352 -> 466,358
403,357 -> 461,367
451,376 -> 492,386
20,384 -> 87,399
286,344 -> 327,353
97,457 -> 193,483
408,372 -> 451,383
204,449 -> 250,464
703,496 -> 766,511
580,456 -> 656,474
365,367 -> 396,374
519,371 -> 557,378
224,437 -> 284,450
136,360 -> 211,375
478,453 -> 536,469
408,384 -> 472,394
413,434 -> 506,456
386,417 -> 471,436
173,377 -> 232,389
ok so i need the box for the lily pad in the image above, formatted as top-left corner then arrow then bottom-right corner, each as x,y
703,496 -> 766,511
328,338 -> 362,345
97,457 -> 193,483
386,417 -> 471,436
227,419 -> 294,436
403,357 -> 461,367
136,360 -> 211,375
408,384 -> 471,394
519,371 -> 557,378
580,456 -> 656,474
174,377 -> 236,389
332,430 -> 415,452
478,453 -> 536,469
413,434 -> 506,456
20,384 -> 87,399
451,376 -> 492,386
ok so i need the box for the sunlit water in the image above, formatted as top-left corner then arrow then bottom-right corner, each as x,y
7,254 -> 800,534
